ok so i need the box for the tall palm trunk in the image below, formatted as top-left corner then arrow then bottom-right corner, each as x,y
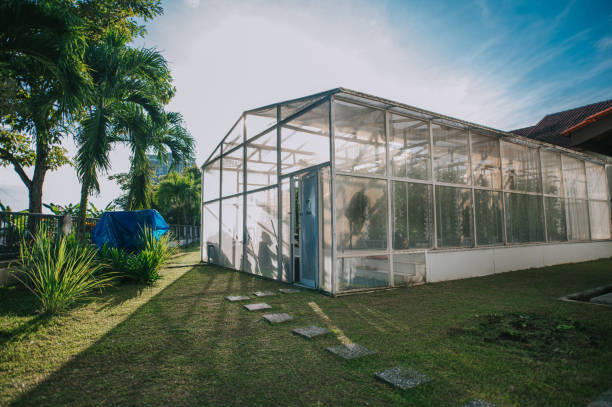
76,178 -> 90,239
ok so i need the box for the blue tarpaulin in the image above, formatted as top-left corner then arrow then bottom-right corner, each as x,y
92,210 -> 169,249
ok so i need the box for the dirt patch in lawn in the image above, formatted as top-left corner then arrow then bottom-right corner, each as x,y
447,312 -> 603,360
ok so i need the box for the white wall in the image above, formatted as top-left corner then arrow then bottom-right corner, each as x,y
425,241 -> 612,283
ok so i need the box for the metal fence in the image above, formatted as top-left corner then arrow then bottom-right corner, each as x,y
0,212 -> 97,260
0,211 -> 199,260
168,224 -> 200,246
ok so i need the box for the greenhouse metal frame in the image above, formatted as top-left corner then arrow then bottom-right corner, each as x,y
201,88 -> 612,295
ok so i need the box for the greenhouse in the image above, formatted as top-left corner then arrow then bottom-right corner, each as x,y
201,88 -> 612,294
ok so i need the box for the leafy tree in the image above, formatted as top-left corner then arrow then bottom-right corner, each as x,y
0,1 -> 85,213
114,108 -> 194,210
154,169 -> 200,225
74,30 -> 173,236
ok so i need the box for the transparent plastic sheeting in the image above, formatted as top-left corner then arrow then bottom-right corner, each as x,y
202,92 -> 611,294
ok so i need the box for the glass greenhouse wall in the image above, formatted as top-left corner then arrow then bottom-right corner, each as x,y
201,88 -> 612,294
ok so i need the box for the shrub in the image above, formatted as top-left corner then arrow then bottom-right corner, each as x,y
97,227 -> 174,285
16,226 -> 114,314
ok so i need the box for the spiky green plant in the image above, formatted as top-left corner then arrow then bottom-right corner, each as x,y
15,226 -> 114,314
97,226 -> 174,285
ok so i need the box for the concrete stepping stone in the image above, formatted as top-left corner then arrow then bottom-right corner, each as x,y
226,295 -> 250,302
263,313 -> 293,324
279,288 -> 301,294
253,291 -> 277,297
587,388 -> 612,407
374,366 -> 432,390
327,343 -> 376,360
244,303 -> 272,311
590,292 -> 612,306
292,326 -> 331,339
463,399 -> 496,407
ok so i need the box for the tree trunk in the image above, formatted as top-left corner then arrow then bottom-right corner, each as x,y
28,142 -> 48,213
26,128 -> 50,237
76,179 -> 90,240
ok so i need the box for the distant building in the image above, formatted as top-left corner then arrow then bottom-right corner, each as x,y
147,154 -> 194,183
511,99 -> 612,197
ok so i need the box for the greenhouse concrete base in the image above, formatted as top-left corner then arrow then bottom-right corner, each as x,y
426,241 -> 612,283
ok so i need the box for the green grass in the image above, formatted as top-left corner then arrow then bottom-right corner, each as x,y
1,254 -> 611,406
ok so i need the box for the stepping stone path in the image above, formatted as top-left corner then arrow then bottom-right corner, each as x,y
244,303 -> 272,311
293,326 -> 331,339
590,292 -> 612,306
327,343 -> 376,360
226,295 -> 250,302
375,366 -> 432,390
263,313 -> 293,324
279,288 -> 300,294
254,291 -> 277,297
587,388 -> 612,407
463,399 -> 496,407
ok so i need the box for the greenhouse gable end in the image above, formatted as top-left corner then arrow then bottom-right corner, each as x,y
201,88 -> 612,294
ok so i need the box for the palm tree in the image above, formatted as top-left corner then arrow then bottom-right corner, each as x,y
155,172 -> 199,225
114,108 -> 194,210
0,0 -> 87,101
74,30 -> 173,236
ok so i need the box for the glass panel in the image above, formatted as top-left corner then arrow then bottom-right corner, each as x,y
337,255 -> 389,291
221,147 -> 244,197
389,114 -> 430,180
562,156 -> 587,198
586,162 -> 608,200
223,117 -> 243,152
335,175 -> 387,252
280,179 -> 291,282
504,193 -> 545,243
203,159 -> 220,202
280,101 -> 330,175
545,197 -> 567,242
202,201 -> 220,264
589,200 -> 611,240
471,132 -> 501,188
501,142 -> 541,192
246,130 -> 277,191
220,197 -> 243,269
435,186 -> 473,247
566,199 -> 589,240
474,190 -> 503,245
246,106 -> 277,141
433,124 -> 470,184
392,252 -> 426,286
280,95 -> 325,121
320,166 -> 333,292
245,188 -> 278,279
540,150 -> 563,196
392,182 -> 433,249
334,100 -> 386,175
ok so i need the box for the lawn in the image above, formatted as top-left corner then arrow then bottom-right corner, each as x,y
1,253 -> 611,406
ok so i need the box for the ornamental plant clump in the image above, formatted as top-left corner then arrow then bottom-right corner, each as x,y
16,226 -> 114,315
98,227 -> 174,285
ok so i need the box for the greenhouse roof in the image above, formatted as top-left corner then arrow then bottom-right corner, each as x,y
203,88 -> 604,167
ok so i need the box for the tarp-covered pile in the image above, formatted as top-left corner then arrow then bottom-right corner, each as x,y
92,209 -> 169,249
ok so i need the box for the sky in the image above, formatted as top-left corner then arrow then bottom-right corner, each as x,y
1,0 -> 611,211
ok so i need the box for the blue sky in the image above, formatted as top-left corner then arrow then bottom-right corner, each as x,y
1,0 -> 611,210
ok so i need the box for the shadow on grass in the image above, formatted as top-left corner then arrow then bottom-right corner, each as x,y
6,259 -> 612,406
7,265 -> 262,406
0,312 -> 53,349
